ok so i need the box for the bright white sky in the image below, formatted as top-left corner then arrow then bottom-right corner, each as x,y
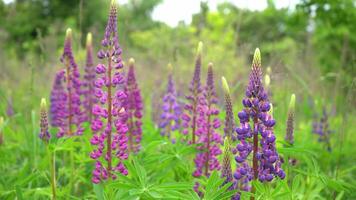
3,0 -> 299,27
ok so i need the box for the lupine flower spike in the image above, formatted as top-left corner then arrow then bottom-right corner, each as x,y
234,48 -> 285,199
90,0 -> 129,184
0,117 -> 4,145
193,63 -> 222,178
182,42 -> 203,144
285,94 -> 296,146
83,33 -> 97,122
51,28 -> 83,137
124,58 -> 143,153
222,77 -> 236,141
312,106 -> 332,151
159,63 -> 182,138
6,96 -> 14,117
39,98 -> 51,143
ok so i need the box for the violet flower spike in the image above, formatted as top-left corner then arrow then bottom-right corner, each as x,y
124,58 -> 143,153
285,94 -> 295,145
159,63 -> 182,139
39,98 -> 51,143
90,0 -> 129,184
50,70 -> 67,137
51,28 -> 83,137
193,63 -> 222,178
182,41 -> 203,144
312,106 -> 332,151
234,48 -> 285,198
83,33 -> 97,122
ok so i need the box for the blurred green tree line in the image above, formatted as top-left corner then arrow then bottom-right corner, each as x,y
0,0 -> 355,102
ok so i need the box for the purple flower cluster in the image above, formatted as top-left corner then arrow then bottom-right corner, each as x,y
233,49 -> 285,192
182,42 -> 203,144
159,64 -> 182,138
90,1 -> 129,184
50,28 -> 83,137
39,98 -> 51,143
312,107 -> 332,151
82,33 -> 97,122
193,64 -> 222,178
124,58 -> 143,153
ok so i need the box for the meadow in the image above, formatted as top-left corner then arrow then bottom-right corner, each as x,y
0,0 -> 355,199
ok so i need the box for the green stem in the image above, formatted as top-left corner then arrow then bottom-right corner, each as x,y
48,146 -> 56,200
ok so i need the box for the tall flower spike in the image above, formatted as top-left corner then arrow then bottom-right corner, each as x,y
193,63 -> 222,178
52,28 -> 83,137
90,0 -> 129,184
285,94 -> 295,145
39,98 -> 51,143
159,63 -> 182,139
312,106 -> 332,151
83,33 -> 97,122
50,70 -> 67,137
0,116 -> 4,145
234,48 -> 285,198
182,41 -> 203,144
124,58 -> 143,153
222,77 -> 236,141
6,96 -> 14,117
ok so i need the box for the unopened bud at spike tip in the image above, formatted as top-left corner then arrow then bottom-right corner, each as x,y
41,98 -> 47,109
65,28 -> 72,40
289,94 -> 296,111
252,48 -> 261,68
221,77 -> 230,94
167,63 -> 173,72
129,58 -> 135,66
196,41 -> 203,57
86,33 -> 92,46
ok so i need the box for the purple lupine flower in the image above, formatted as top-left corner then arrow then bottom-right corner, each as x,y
39,98 -> 51,143
159,63 -> 182,139
233,49 -> 285,195
51,28 -> 83,137
193,63 -> 222,178
82,33 -> 97,122
50,70 -> 68,137
124,58 -> 143,153
182,42 -> 203,144
312,106 -> 332,151
90,0 -> 129,184
285,94 -> 296,145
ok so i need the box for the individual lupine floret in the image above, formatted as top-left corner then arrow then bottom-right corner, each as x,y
159,63 -> 182,138
193,63 -> 222,178
124,58 -> 143,153
285,94 -> 296,145
182,42 -> 204,144
312,106 -> 332,151
39,98 -> 51,143
90,0 -> 129,184
82,33 -> 97,122
233,49 -> 285,197
51,28 -> 83,137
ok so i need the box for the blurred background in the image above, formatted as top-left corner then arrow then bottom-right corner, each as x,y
0,0 -> 355,114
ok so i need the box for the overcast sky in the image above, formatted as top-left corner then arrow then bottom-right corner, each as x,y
3,0 -> 299,27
